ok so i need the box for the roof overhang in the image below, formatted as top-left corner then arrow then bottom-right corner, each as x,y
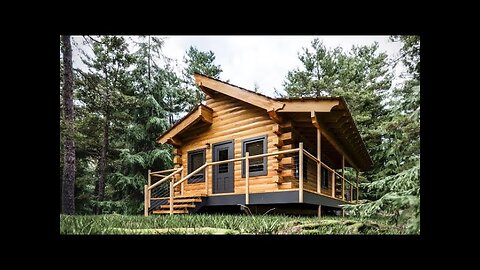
279,98 -> 339,112
156,104 -> 213,146
194,73 -> 284,112
332,97 -> 373,170
277,97 -> 372,171
162,73 -> 372,171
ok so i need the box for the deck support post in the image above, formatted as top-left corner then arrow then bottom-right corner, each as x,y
245,152 -> 250,204
299,142 -> 304,203
318,204 -> 322,218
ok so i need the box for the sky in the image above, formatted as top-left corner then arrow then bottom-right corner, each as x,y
72,35 -> 405,98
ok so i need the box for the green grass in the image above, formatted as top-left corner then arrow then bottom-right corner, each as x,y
60,214 -> 406,235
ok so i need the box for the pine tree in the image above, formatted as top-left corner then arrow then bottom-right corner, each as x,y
344,36 -> 420,233
182,46 -> 222,110
282,39 -> 393,189
107,36 -> 174,214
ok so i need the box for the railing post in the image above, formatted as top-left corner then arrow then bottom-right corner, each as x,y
245,152 -> 249,204
169,180 -> 174,215
205,163 -> 209,196
350,181 -> 353,202
148,169 -> 151,186
317,128 -> 321,193
144,185 -> 149,217
299,142 -> 304,203
342,155 -> 345,201
331,170 -> 335,198
147,169 -> 151,209
206,146 -> 210,196
356,170 -> 359,203
180,169 -> 184,196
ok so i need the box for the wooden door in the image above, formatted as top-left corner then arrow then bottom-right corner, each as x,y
212,140 -> 234,194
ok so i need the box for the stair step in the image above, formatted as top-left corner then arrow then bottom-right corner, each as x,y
154,195 -> 205,200
160,204 -> 196,209
152,209 -> 188,214
173,198 -> 202,203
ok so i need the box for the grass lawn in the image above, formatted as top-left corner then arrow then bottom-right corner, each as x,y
60,214 -> 406,235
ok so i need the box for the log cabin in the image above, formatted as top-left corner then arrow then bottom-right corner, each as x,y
144,73 -> 372,216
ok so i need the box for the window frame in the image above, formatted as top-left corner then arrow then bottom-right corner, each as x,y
187,148 -> 206,183
241,135 -> 268,177
321,167 -> 329,189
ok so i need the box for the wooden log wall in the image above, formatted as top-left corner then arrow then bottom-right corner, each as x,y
178,93 -> 282,196
272,121 -> 295,189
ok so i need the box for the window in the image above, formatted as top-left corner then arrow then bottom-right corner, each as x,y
188,149 -> 205,183
218,149 -> 229,173
321,167 -> 329,188
242,135 -> 267,177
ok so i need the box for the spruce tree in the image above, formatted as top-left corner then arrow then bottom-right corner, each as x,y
76,36 -> 134,214
182,46 -> 222,110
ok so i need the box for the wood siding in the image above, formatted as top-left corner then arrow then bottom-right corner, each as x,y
179,93 -> 280,196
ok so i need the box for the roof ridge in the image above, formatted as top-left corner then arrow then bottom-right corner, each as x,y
193,72 -> 277,101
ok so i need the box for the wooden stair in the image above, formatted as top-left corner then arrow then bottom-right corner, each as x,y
153,209 -> 189,214
159,204 -> 196,209
149,195 -> 205,215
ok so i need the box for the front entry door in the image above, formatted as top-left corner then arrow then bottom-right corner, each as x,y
212,140 -> 234,194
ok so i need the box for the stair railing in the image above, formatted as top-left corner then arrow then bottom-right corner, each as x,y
144,167 -> 183,216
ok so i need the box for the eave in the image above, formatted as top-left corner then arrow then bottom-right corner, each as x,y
156,104 -> 213,146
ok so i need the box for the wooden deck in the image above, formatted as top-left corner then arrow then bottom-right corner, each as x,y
145,146 -> 358,215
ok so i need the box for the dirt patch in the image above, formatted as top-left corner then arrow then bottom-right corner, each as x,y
278,219 -> 388,234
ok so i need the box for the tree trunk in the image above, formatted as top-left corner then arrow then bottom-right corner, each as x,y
95,114 -> 109,214
61,35 -> 76,214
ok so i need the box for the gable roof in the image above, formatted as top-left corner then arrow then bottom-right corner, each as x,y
194,73 -> 285,113
157,73 -> 372,170
156,104 -> 213,146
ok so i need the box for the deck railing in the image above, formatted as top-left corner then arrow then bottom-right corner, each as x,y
301,145 -> 359,202
144,142 -> 359,216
